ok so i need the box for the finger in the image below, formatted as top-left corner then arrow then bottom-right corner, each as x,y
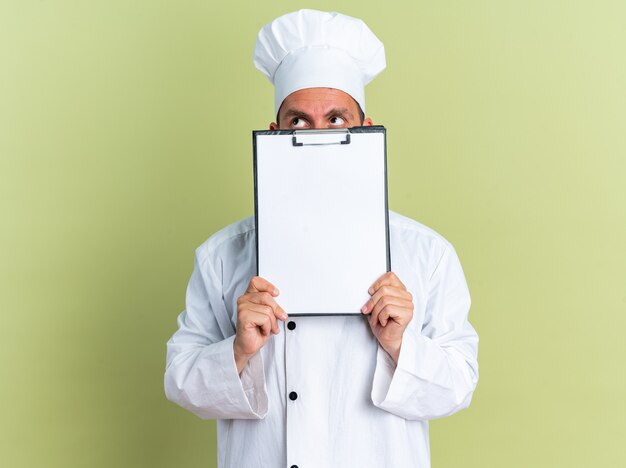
371,304 -> 401,328
247,310 -> 274,337
361,285 -> 412,314
246,276 -> 280,296
370,297 -> 413,328
259,316 -> 272,337
370,296 -> 412,321
241,292 -> 288,321
376,304 -> 409,327
248,304 -> 279,334
368,271 -> 406,295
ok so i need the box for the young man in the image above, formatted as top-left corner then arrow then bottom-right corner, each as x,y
165,10 -> 478,468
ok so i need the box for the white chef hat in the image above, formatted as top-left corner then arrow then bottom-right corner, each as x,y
253,9 -> 386,114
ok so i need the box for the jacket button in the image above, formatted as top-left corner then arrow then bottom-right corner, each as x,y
289,391 -> 298,401
287,321 -> 296,330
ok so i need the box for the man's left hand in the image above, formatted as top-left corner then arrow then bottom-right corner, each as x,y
361,271 -> 414,363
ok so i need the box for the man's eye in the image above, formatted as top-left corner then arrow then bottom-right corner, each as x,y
329,116 -> 345,125
291,118 -> 307,128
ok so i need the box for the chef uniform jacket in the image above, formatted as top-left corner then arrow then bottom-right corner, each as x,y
165,210 -> 479,468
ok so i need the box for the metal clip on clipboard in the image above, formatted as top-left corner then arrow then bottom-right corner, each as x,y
292,129 -> 351,147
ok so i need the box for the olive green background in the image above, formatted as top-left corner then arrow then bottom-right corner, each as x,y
1,1 -> 624,467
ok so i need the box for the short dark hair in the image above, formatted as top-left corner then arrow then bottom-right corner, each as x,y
356,103 -> 365,124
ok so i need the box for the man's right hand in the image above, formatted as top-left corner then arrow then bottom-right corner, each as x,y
233,276 -> 287,374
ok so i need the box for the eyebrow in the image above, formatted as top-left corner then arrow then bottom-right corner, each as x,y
282,109 -> 312,122
281,107 -> 356,123
324,107 -> 354,120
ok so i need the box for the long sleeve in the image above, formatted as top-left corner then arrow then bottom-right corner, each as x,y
164,246 -> 268,420
371,245 -> 479,420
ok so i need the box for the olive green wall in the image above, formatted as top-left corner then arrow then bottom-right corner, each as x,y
2,1 -> 624,467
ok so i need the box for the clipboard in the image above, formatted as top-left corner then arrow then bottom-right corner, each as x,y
253,126 -> 390,316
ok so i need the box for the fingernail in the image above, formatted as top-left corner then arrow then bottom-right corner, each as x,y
274,288 -> 280,296
280,313 -> 288,321
360,305 -> 367,313
368,287 -> 374,295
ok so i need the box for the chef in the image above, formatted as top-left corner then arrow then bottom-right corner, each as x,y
165,9 -> 479,468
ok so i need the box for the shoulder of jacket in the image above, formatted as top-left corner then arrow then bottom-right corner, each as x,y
388,210 -> 453,249
195,215 -> 255,261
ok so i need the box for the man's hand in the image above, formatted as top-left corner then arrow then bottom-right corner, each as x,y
361,272 -> 414,363
233,276 -> 287,374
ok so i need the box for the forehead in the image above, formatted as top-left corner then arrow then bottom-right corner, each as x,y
279,88 -> 358,114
